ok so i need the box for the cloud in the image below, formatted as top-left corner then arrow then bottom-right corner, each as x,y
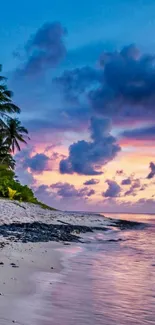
147,162 -> 155,179
121,177 -> 132,185
15,147 -> 52,174
124,178 -> 141,196
121,125 -> 155,141
15,167 -> 36,187
83,178 -> 100,185
48,43 -> 155,133
59,116 -> 121,175
35,184 -> 49,196
16,22 -> 67,76
140,184 -> 148,191
103,180 -> 121,198
97,197 -> 155,214
15,145 -> 65,175
124,189 -> 137,197
116,169 -> 124,176
23,153 -> 50,173
89,44 -> 155,122
25,104 -> 91,135
50,182 -> 95,198
54,66 -> 102,104
132,179 -> 141,189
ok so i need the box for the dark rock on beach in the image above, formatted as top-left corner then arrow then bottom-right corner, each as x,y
110,219 -> 146,230
0,222 -> 109,244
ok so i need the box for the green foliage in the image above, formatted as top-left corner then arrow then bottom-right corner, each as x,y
0,165 -> 56,209
0,165 -> 38,203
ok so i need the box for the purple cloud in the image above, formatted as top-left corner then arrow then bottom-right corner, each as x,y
147,162 -> 155,179
15,147 -> 51,174
54,66 -> 102,104
103,180 -> 121,198
89,44 -> 155,122
116,170 -> 124,176
125,178 -> 141,196
83,178 -> 100,185
50,182 -> 95,198
59,117 -> 121,175
121,125 -> 155,141
121,177 -> 132,185
16,22 -> 67,76
23,153 -> 50,173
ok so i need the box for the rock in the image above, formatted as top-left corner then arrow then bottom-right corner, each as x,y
10,263 -> 19,268
12,265 -> 19,268
0,262 -> 4,265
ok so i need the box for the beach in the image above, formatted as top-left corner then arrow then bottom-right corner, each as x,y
0,199 -> 110,324
0,241 -> 63,324
0,199 -> 154,325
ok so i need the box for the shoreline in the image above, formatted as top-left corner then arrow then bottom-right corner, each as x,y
0,199 -> 148,324
0,198 -> 145,248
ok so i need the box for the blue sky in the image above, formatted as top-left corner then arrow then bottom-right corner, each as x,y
1,0 -> 155,212
2,0 -> 155,72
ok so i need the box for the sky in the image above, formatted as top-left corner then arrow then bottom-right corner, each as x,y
1,0 -> 155,212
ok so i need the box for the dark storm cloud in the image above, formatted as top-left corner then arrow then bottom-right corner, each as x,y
52,43 -> 155,127
103,180 -> 121,198
50,182 -> 95,198
90,44 -> 155,121
16,22 -> 67,76
83,179 -> 100,185
121,177 -> 132,185
15,41 -> 155,141
121,125 -> 155,140
54,66 -> 102,104
147,162 -> 155,179
59,117 -> 121,175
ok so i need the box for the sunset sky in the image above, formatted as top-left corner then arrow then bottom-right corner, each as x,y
1,0 -> 155,212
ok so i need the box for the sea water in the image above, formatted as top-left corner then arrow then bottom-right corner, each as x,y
47,213 -> 155,325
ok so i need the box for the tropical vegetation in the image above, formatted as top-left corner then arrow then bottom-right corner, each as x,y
0,65 -> 53,209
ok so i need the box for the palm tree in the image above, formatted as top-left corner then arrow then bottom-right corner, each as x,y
0,135 -> 15,169
4,118 -> 29,153
0,65 -> 20,122
0,65 -> 28,169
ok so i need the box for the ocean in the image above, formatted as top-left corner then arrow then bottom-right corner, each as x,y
46,213 -> 155,325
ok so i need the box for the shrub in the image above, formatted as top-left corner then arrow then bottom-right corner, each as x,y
0,165 -> 37,203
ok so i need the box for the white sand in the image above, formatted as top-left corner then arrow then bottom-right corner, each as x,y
0,199 -> 110,324
0,198 -> 109,227
0,241 -> 63,325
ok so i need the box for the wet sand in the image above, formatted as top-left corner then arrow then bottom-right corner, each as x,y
0,241 -> 63,324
